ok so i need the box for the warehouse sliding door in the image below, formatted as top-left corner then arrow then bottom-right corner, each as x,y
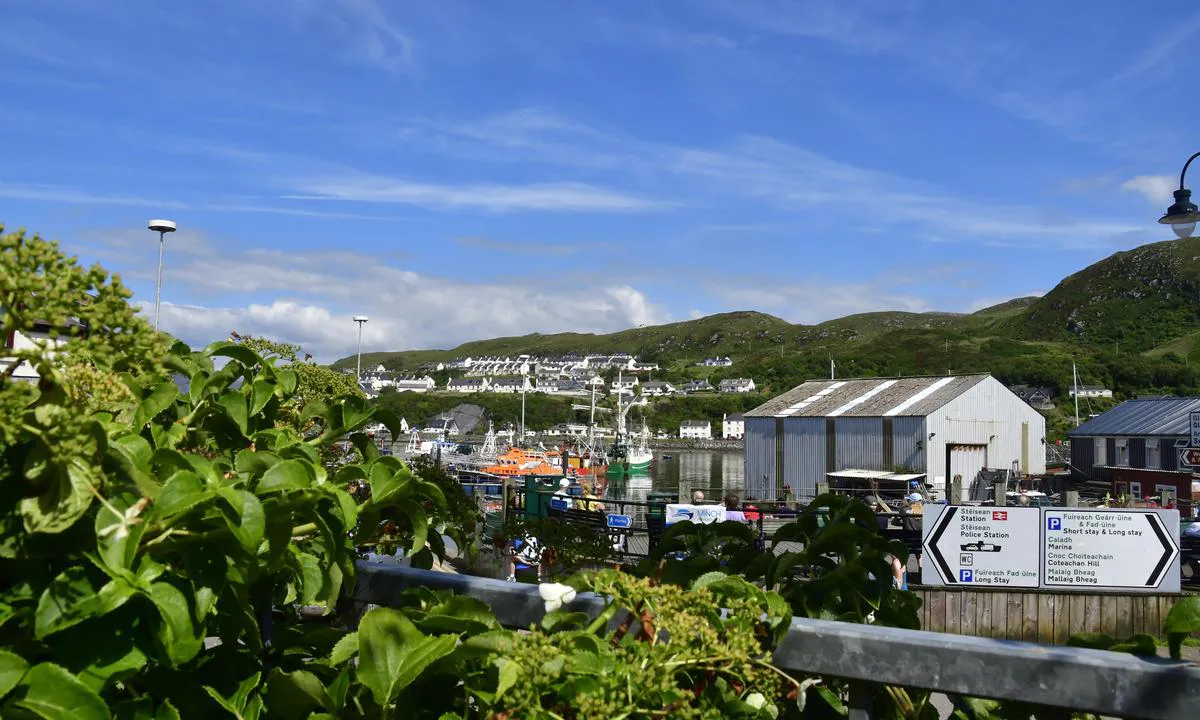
946,444 -> 988,492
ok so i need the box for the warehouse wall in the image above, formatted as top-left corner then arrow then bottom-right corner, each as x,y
744,417 -> 776,500
927,376 -> 1046,486
782,417 -> 825,498
891,416 -> 927,472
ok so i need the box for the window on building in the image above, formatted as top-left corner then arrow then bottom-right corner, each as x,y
1114,438 -> 1129,467
1094,437 -> 1107,466
1145,439 -> 1161,470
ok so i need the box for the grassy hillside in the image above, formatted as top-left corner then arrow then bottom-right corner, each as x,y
1005,237 -> 1200,351
338,239 -> 1200,433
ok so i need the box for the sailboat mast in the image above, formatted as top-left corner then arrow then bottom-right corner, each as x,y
1072,362 -> 1080,427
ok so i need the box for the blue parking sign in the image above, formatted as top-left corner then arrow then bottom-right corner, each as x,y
1047,516 -> 1061,531
959,569 -> 974,583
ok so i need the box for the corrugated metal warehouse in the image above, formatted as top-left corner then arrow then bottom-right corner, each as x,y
744,374 -> 1046,501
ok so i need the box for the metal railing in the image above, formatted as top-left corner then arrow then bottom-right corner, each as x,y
353,563 -> 1200,720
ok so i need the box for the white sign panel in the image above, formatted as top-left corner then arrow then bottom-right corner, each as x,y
922,505 -> 1041,587
1191,411 -> 1200,447
665,504 -> 727,525
1042,509 -> 1180,592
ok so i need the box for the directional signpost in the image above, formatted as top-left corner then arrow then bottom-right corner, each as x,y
1180,447 -> 1200,468
923,505 -> 1041,587
606,514 -> 633,529
1042,509 -> 1180,592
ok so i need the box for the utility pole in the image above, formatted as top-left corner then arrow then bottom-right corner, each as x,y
1072,362 -> 1080,427
829,354 -> 835,380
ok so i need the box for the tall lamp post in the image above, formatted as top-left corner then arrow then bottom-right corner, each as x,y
147,219 -> 177,331
1158,152 -> 1200,238
353,316 -> 369,383
519,362 -> 529,445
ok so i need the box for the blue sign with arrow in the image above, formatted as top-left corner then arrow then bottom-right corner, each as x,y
606,514 -> 632,529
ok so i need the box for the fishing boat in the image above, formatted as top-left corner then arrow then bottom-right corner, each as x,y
481,447 -> 565,477
606,381 -> 653,476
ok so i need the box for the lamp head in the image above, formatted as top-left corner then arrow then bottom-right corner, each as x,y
353,316 -> 369,323
1158,189 -> 1200,239
148,219 -> 177,233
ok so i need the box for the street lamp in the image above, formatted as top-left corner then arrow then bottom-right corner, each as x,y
1158,152 -> 1200,239
353,316 -> 368,382
519,362 -> 530,445
147,219 -> 177,331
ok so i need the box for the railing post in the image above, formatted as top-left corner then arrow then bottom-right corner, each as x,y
1064,490 -> 1080,507
993,482 -> 1007,506
949,474 -> 963,504
847,681 -> 874,720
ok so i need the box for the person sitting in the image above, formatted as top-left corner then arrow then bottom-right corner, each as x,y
505,535 -> 546,582
553,477 -> 573,509
723,494 -> 747,523
579,481 -> 605,513
691,489 -> 705,503
890,554 -> 908,590
904,493 -> 924,514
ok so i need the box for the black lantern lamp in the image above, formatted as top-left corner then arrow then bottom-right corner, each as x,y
1159,151 -> 1200,239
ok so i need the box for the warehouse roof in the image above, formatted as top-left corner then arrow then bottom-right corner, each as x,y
746,375 -> 989,418
1067,397 -> 1200,437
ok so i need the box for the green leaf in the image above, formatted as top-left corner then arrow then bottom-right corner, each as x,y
94,494 -> 149,573
217,488 -> 266,552
327,632 -> 359,666
494,658 -> 521,701
275,369 -> 298,396
338,396 -> 376,432
152,470 -> 211,522
20,459 -> 96,534
133,381 -> 179,429
249,379 -> 274,416
218,390 -> 249,435
54,613 -> 149,692
36,567 -> 136,638
368,464 -> 412,506
403,505 -> 429,559
0,649 -> 29,700
207,342 -> 261,368
690,571 -> 728,591
203,672 -> 261,718
257,459 -> 312,494
357,607 -> 459,707
266,669 -> 331,720
148,580 -> 202,666
156,699 -> 181,720
1165,596 -> 1200,660
108,434 -> 160,498
12,662 -> 110,720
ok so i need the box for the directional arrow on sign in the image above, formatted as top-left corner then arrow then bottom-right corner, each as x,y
924,507 -> 958,584
1142,513 -> 1179,587
1179,448 -> 1200,467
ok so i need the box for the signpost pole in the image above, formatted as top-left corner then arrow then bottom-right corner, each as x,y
993,482 -> 1007,506
1064,490 -> 1079,508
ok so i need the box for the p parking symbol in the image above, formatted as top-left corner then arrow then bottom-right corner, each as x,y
1047,517 -> 1062,531
959,569 -> 974,583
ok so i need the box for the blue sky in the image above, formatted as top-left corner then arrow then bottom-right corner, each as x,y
1,1 -> 1194,360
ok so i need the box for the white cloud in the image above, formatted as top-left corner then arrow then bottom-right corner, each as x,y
1121,175 -> 1175,206
286,175 -> 667,213
102,230 -> 669,362
0,184 -> 187,209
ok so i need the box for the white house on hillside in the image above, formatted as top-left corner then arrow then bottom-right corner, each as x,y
680,420 -> 712,439
722,413 -> 745,439
611,376 -> 639,393
447,378 -> 490,393
490,377 -> 532,394
719,378 -> 756,393
640,380 -> 676,397
391,375 -> 435,393
1,320 -> 81,383
698,356 -> 733,367
682,379 -> 715,394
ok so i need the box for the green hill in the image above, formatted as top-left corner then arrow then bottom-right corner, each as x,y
1005,237 -> 1200,351
337,240 -> 1200,422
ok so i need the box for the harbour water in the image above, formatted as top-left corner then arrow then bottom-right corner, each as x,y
603,449 -> 744,502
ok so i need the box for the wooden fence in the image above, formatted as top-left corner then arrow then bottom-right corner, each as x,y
914,586 -> 1195,642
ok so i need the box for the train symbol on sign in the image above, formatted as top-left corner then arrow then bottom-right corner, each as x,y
992,511 -> 1007,521
1047,517 -> 1062,531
